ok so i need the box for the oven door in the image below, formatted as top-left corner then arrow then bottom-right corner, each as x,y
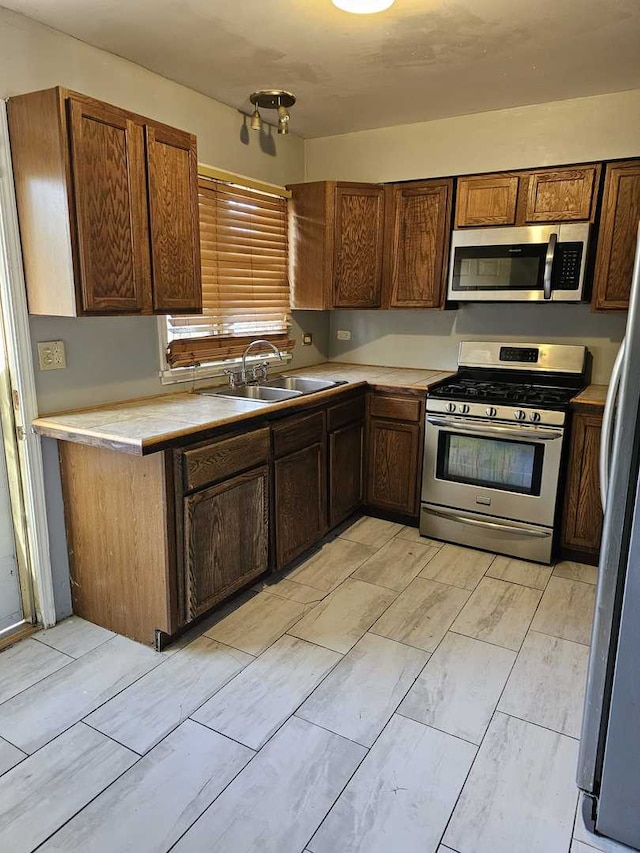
447,223 -> 589,302
422,414 -> 564,528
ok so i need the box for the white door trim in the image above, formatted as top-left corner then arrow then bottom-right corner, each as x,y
0,100 -> 55,627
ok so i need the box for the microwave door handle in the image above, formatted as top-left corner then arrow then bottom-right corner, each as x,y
543,232 -> 558,300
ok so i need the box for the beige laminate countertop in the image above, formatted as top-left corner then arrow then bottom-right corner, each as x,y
570,384 -> 608,410
33,363 -> 453,455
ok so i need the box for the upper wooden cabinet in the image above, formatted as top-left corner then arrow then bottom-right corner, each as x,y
455,163 -> 600,228
455,174 -> 519,228
8,87 -> 201,316
525,166 -> 598,223
385,179 -> 453,308
288,181 -> 384,310
592,159 -> 640,311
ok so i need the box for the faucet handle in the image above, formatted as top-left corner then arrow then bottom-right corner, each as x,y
252,361 -> 270,383
223,368 -> 243,389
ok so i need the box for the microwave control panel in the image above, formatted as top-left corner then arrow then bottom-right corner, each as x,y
553,242 -> 583,290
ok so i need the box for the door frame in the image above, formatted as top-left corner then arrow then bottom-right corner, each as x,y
0,101 -> 55,629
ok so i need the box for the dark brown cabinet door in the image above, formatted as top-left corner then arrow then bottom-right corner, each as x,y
562,411 -> 603,556
366,417 -> 421,517
455,174 -> 519,227
274,442 -> 326,569
387,180 -> 453,308
592,160 -> 640,311
184,466 -> 269,620
334,184 -> 384,307
329,420 -> 364,528
145,124 -> 202,313
525,166 -> 597,223
68,97 -> 149,313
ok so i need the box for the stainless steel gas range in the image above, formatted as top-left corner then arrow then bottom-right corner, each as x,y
420,341 -> 588,564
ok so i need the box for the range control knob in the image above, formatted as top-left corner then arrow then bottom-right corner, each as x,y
530,411 -> 541,423
486,406 -> 497,418
514,410 -> 526,421
446,402 -> 457,413
459,404 -> 470,414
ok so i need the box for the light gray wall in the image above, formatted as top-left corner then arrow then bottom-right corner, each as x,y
0,7 -> 327,619
330,305 -> 626,384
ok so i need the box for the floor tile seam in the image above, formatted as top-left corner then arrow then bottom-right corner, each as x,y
178,706 -> 370,852
295,632 -> 434,748
30,632 -> 115,661
492,709 -> 582,742
0,649 -> 170,754
0,653 -> 78,709
197,634 -> 257,660
83,649 -> 253,756
436,623 -> 525,851
447,628 -> 525,654
394,711 -> 481,748
483,571 -> 553,592
205,603 -> 318,658
26,720 -> 145,852
528,627 -> 591,648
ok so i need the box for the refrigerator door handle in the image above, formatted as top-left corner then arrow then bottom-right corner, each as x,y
600,339 -> 626,511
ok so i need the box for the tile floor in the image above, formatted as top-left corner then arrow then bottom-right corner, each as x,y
0,516 -> 599,853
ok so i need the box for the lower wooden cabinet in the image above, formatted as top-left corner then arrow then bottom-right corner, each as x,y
184,466 -> 269,621
365,393 -> 424,518
329,421 -> 364,528
274,442 -> 326,569
561,409 -> 604,560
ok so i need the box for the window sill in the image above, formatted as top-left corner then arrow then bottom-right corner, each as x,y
159,352 -> 293,386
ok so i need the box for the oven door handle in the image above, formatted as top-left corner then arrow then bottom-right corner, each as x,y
543,232 -> 558,300
426,507 -> 552,538
425,416 -> 563,441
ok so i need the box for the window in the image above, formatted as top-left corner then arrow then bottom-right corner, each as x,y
162,169 -> 293,378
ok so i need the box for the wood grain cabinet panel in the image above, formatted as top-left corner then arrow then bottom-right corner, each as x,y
525,166 -> 598,223
68,98 -> 148,313
561,411 -> 603,558
146,124 -> 201,313
8,86 -> 201,316
386,179 -> 453,308
274,442 -> 327,569
334,184 -> 385,308
366,417 -> 421,517
455,175 -> 519,227
592,160 -> 640,311
329,420 -> 364,528
184,466 -> 269,620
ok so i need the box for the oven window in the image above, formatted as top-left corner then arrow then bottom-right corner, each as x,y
451,245 -> 545,292
437,432 -> 544,496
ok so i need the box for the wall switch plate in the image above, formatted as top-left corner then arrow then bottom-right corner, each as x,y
302,333 -> 313,346
37,340 -> 66,371
336,329 -> 351,341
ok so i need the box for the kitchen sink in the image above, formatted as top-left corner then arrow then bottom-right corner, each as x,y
206,385 -> 302,403
263,376 -> 342,393
201,375 -> 344,403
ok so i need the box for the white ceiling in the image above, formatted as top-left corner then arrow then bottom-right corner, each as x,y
4,0 -> 640,137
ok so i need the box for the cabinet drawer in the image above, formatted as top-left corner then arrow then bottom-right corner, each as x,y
272,410 -> 325,458
327,395 -> 365,432
369,395 -> 421,423
182,427 -> 270,490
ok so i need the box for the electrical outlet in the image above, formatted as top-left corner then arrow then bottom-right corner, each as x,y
302,333 -> 313,346
37,340 -> 66,371
336,329 -> 351,341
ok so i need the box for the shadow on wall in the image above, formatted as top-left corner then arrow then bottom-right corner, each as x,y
239,113 -> 277,156
329,303 -> 627,384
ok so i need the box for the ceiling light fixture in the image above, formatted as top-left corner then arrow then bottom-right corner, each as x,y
249,90 -> 296,135
331,0 -> 395,13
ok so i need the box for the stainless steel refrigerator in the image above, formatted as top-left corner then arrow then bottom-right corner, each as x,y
577,223 -> 640,851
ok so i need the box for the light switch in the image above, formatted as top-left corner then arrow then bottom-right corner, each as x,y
37,340 -> 66,371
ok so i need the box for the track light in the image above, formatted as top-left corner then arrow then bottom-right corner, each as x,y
249,90 -> 296,134
250,107 -> 262,131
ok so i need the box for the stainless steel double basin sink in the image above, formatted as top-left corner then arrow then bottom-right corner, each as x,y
199,376 -> 344,403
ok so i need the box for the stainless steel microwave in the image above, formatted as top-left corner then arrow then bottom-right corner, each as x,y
447,222 -> 591,303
